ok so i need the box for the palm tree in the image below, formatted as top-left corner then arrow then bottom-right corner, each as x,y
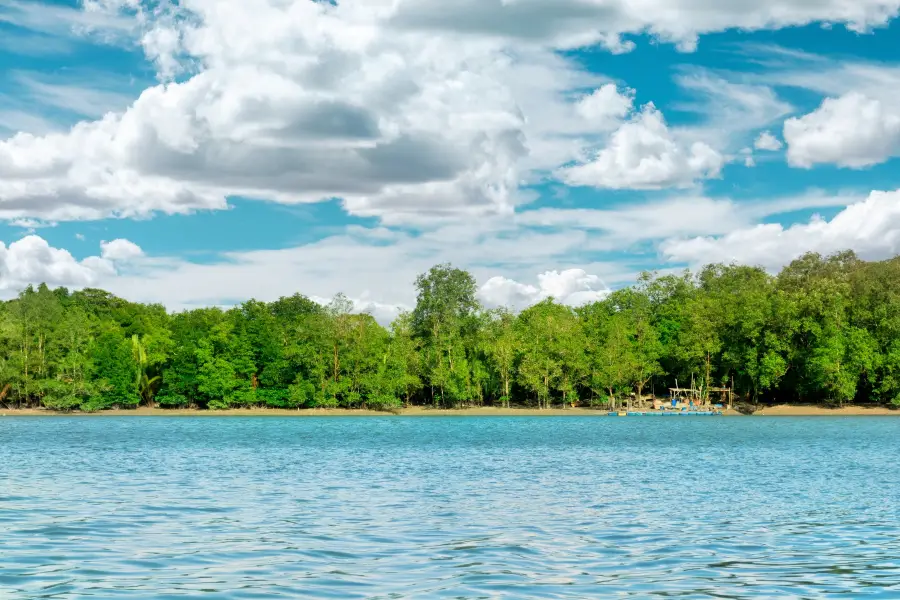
132,335 -> 160,407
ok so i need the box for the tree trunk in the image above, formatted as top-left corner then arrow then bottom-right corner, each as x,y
705,350 -> 711,403
333,344 -> 339,383
542,373 -> 549,410
39,333 -> 45,378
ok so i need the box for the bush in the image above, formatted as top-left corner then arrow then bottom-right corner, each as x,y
366,393 -> 402,412
156,393 -> 189,408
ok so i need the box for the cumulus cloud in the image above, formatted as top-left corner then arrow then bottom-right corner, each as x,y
0,1 -> 539,223
558,104 -> 724,189
0,235 -> 110,294
754,131 -> 783,151
0,235 -> 145,296
479,269 -> 610,311
575,84 -> 634,128
5,0 -> 624,225
0,0 -> 837,224
100,238 -> 144,261
660,189 -> 900,270
784,92 -> 900,168
0,212 -> 624,320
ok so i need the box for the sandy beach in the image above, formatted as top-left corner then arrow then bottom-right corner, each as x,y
0,406 -> 612,417
751,404 -> 900,416
2,405 -> 896,416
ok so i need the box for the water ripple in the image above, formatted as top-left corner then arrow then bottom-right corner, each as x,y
2,416 -> 900,598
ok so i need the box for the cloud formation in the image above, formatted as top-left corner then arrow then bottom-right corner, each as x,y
559,104 -> 723,189
754,131 -> 783,151
479,269 -> 610,310
784,92 -> 900,168
660,190 -> 900,270
0,235 -> 142,294
1,0 -> 899,316
2,0 -> 863,225
386,0 -> 900,51
100,238 -> 144,261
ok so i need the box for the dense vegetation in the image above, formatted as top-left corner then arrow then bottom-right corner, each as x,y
2,250 -> 899,412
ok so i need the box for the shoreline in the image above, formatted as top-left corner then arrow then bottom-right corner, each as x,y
750,404 -> 899,416
0,406 -> 610,417
0,405 -> 897,417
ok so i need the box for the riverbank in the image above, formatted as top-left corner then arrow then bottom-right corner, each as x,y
1,405 -> 896,416
0,406 -> 611,417
751,404 -> 899,416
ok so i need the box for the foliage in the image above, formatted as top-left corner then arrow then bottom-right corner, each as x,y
2,252 -> 900,411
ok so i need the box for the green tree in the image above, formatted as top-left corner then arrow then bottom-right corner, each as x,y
412,264 -> 480,407
483,308 -> 518,407
580,303 -> 632,410
388,312 -> 423,407
516,299 -> 585,408
90,326 -> 139,411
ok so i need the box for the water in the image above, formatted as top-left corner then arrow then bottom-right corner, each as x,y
2,416 -> 900,598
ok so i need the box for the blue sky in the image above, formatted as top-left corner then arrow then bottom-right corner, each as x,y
1,0 -> 900,320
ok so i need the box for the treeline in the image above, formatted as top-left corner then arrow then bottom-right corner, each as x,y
1,251 -> 899,412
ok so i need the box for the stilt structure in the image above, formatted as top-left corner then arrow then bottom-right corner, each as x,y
707,387 -> 734,410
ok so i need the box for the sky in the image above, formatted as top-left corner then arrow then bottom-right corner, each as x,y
1,0 -> 900,323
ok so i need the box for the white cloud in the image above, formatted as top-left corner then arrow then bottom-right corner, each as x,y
744,46 -> 900,98
738,147 -> 755,167
0,0 -> 844,224
14,71 -> 139,119
784,92 -> 900,168
0,214 -> 618,320
0,235 -> 114,294
0,0 -> 135,42
517,190 -> 864,254
558,104 -> 724,189
309,293 -> 408,326
0,0 -> 558,224
479,269 -> 610,310
100,238 -> 144,261
738,49 -> 900,167
517,196 -> 747,244
754,131 -> 783,151
673,71 -> 793,147
0,109 -> 57,136
58,193 -> 810,314
660,189 -> 900,270
575,84 -> 633,128
386,0 -> 900,52
0,187 -> 871,317
7,218 -> 55,229
0,229 -> 408,321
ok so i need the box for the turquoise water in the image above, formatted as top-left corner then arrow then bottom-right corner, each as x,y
2,416 -> 899,598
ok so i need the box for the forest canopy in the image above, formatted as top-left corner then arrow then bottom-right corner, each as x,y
2,251 -> 899,412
